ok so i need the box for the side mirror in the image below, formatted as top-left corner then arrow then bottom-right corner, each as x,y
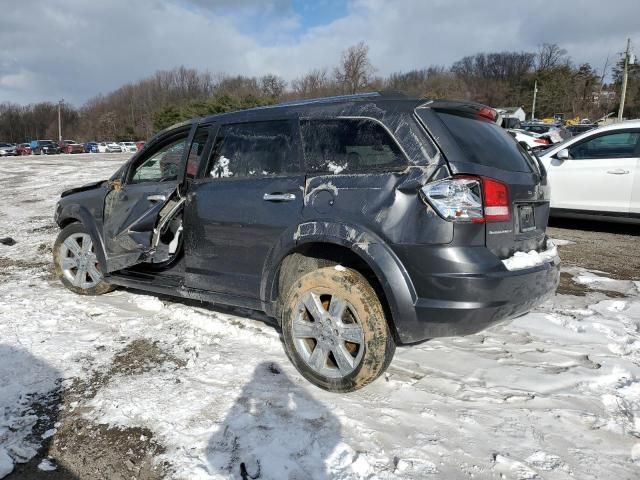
556,148 -> 570,160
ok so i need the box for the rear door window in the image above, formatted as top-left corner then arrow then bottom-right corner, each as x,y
300,118 -> 407,174
437,112 -> 534,172
205,120 -> 298,179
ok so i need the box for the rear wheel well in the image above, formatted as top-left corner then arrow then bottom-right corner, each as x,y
274,243 -> 398,342
58,217 -> 80,229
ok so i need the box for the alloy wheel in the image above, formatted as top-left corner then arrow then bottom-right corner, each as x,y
292,291 -> 365,378
58,232 -> 102,289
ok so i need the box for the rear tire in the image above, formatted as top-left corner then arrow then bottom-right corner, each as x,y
281,266 -> 395,392
53,223 -> 114,295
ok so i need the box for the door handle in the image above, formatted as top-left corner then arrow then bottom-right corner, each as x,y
147,194 -> 167,202
263,193 -> 296,202
606,169 -> 630,175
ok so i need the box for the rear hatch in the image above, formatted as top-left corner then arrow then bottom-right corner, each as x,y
416,103 -> 549,259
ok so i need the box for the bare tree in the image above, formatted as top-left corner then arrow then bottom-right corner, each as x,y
334,42 -> 376,94
291,68 -> 334,98
260,74 -> 287,99
536,43 -> 568,71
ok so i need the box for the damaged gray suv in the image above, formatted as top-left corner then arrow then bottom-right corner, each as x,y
53,93 -> 560,392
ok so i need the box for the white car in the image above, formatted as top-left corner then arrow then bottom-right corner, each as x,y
106,142 -> 122,153
119,141 -> 138,153
538,121 -> 640,222
97,142 -> 109,153
508,129 -> 550,151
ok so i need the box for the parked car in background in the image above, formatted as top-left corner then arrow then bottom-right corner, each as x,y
30,140 -> 60,155
0,143 -> 18,156
59,139 -> 85,154
52,94 -> 559,392
538,121 -> 640,223
135,141 -> 146,151
507,129 -> 550,151
16,143 -> 32,155
97,142 -> 108,153
106,142 -> 123,153
84,142 -> 99,153
521,123 -> 571,144
566,124 -> 598,136
119,141 -> 138,153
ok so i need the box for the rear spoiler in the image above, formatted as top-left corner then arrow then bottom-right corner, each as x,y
417,100 -> 500,124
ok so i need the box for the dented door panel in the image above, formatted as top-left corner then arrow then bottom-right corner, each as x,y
102,182 -> 179,271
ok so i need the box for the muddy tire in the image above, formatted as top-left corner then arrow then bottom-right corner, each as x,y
53,223 -> 114,295
281,266 -> 395,392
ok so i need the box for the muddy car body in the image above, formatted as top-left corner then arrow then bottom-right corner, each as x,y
53,93 -> 560,391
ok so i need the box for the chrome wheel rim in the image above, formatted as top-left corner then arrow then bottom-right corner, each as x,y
59,233 -> 102,289
292,292 -> 365,379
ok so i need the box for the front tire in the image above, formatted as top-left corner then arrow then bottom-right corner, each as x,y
281,267 -> 395,392
53,223 -> 114,295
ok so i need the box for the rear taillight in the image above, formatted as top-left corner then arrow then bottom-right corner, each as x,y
534,138 -> 549,145
421,175 -> 511,223
482,177 -> 511,222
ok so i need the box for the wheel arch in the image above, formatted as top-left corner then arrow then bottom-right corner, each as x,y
261,221 -> 419,343
56,204 -> 107,272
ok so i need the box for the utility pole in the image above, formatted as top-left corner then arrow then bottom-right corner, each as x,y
57,99 -> 64,141
531,80 -> 538,120
617,38 -> 631,122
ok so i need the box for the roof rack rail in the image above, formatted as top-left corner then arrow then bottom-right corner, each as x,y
266,92 -> 381,109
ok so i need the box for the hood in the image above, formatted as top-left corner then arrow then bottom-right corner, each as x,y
60,179 -> 106,198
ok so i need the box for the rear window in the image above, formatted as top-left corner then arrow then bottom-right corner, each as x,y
300,118 -> 407,174
438,113 -> 534,172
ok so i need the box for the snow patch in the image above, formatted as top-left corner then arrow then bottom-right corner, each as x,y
548,237 -> 575,246
131,295 -> 164,312
37,458 -> 57,471
501,241 -> 558,271
0,448 -> 13,478
525,451 -> 563,471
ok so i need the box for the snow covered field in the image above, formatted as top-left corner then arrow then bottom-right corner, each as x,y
1,154 -> 639,479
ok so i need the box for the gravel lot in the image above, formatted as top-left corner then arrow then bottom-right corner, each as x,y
548,219 -> 640,281
1,154 -> 639,480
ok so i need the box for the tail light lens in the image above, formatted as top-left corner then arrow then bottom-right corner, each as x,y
534,138 -> 549,145
421,175 -> 511,223
482,177 -> 511,221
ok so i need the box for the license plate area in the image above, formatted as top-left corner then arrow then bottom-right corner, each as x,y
518,205 -> 536,233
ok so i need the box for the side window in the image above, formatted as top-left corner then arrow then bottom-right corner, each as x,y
205,121 -> 297,179
300,118 -> 406,174
569,131 -> 640,160
129,137 -> 187,184
186,126 -> 211,179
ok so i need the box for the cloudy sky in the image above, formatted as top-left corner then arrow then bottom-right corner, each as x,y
1,0 -> 638,106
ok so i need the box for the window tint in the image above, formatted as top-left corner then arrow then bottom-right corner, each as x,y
300,119 -> 406,174
206,121 -> 297,179
130,137 -> 187,184
437,113 -> 534,173
569,131 -> 640,159
186,126 -> 211,179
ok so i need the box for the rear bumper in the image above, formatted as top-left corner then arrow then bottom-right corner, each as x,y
390,245 -> 560,343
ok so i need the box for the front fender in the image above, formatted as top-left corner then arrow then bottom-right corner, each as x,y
56,204 -> 107,273
260,221 -> 419,343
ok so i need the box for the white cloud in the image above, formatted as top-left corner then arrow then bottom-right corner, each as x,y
0,0 -> 638,105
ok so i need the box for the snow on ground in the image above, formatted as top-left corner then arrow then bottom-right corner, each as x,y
1,154 -> 640,479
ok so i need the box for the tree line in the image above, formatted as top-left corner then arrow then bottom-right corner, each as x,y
0,42 -> 634,143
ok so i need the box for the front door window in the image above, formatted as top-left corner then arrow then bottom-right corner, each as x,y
130,138 -> 187,184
